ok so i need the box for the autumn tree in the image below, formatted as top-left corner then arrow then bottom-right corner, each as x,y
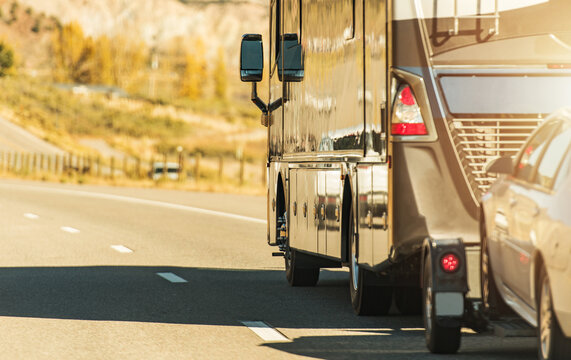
51,22 -> 94,83
110,35 -> 147,92
92,35 -> 113,85
180,38 -> 207,100
213,47 -> 227,100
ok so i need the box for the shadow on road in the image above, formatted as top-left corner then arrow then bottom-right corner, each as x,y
264,333 -> 536,360
0,266 -> 537,359
0,266 -> 374,328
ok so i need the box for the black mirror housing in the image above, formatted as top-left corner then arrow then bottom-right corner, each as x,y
240,34 -> 264,82
278,33 -> 304,82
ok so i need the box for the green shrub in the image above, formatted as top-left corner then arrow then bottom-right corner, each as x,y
0,41 -> 15,76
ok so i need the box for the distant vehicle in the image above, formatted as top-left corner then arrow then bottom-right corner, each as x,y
150,162 -> 180,181
480,109 -> 571,360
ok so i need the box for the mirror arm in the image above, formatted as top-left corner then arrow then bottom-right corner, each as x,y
251,82 -> 268,113
268,98 -> 284,113
250,82 -> 288,114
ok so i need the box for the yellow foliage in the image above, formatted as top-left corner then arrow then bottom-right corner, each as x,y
51,22 -> 94,83
93,35 -> 113,85
51,22 -> 147,91
213,47 -> 227,100
110,35 -> 147,92
180,38 -> 207,100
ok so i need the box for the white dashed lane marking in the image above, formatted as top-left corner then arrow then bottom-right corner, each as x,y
111,245 -> 133,253
24,213 -> 39,219
241,321 -> 290,342
156,272 -> 188,283
60,226 -> 80,234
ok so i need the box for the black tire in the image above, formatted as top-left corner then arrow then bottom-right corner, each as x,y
348,209 -> 392,315
423,255 -> 461,354
285,248 -> 319,287
480,218 -> 511,319
537,266 -> 571,360
395,286 -> 422,315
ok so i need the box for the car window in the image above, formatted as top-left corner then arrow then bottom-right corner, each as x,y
515,120 -> 559,182
535,126 -> 571,189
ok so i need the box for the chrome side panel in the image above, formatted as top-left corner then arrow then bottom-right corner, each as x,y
290,169 -> 319,253
357,164 -> 374,267
279,0 -> 365,157
372,164 -> 390,265
269,0 -> 283,158
364,0 -> 388,158
317,170 -> 327,254
288,166 -> 342,258
268,161 -> 278,245
325,170 -> 342,258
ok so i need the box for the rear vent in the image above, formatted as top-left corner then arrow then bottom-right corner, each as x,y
448,117 -> 542,198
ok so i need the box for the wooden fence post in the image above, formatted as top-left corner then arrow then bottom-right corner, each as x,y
110,156 -> 115,180
194,153 -> 201,181
162,153 -> 167,179
218,156 -> 224,180
47,154 -> 52,174
239,157 -> 245,186
135,157 -> 141,179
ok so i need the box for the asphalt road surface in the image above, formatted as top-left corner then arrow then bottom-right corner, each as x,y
0,179 -> 537,359
0,117 -> 63,154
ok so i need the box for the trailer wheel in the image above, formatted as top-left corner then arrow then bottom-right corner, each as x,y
348,209 -> 392,315
423,255 -> 461,354
480,221 -> 511,319
537,266 -> 571,360
285,248 -> 319,287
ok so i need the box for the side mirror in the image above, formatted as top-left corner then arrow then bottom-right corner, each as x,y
485,156 -> 513,175
278,33 -> 304,82
240,34 -> 263,82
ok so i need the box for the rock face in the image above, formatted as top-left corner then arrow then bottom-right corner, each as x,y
16,0 -> 268,65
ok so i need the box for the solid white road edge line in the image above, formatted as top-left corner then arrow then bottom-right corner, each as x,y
61,226 -> 80,234
111,245 -> 133,253
241,321 -> 290,342
24,213 -> 39,219
5,184 -> 265,224
156,272 -> 188,283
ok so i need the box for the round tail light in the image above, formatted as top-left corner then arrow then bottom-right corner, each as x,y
441,253 -> 460,273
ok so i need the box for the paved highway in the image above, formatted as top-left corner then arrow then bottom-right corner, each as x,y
0,179 -> 537,359
0,117 -> 63,154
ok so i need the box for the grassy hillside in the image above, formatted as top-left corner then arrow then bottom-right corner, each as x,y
0,75 -> 264,161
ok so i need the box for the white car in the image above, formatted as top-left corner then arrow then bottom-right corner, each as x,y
481,109 -> 571,360
150,162 -> 180,181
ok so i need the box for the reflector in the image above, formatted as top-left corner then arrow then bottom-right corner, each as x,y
441,253 -> 460,273
391,123 -> 427,136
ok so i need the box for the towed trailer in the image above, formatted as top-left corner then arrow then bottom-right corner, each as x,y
421,237 -> 536,353
239,0 -> 571,354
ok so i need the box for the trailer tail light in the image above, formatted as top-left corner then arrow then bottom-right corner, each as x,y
441,253 -> 460,273
392,85 -> 427,136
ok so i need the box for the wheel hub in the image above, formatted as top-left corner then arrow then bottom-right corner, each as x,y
540,280 -> 552,359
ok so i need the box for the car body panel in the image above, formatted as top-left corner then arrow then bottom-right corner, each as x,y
481,109 -> 571,336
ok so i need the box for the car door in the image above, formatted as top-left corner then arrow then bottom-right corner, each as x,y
500,120 -> 560,300
521,124 -> 571,304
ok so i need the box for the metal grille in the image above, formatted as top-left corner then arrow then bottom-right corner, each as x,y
448,117 -> 542,198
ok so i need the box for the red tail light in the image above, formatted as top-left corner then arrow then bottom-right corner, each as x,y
392,85 -> 427,136
441,253 -> 460,273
